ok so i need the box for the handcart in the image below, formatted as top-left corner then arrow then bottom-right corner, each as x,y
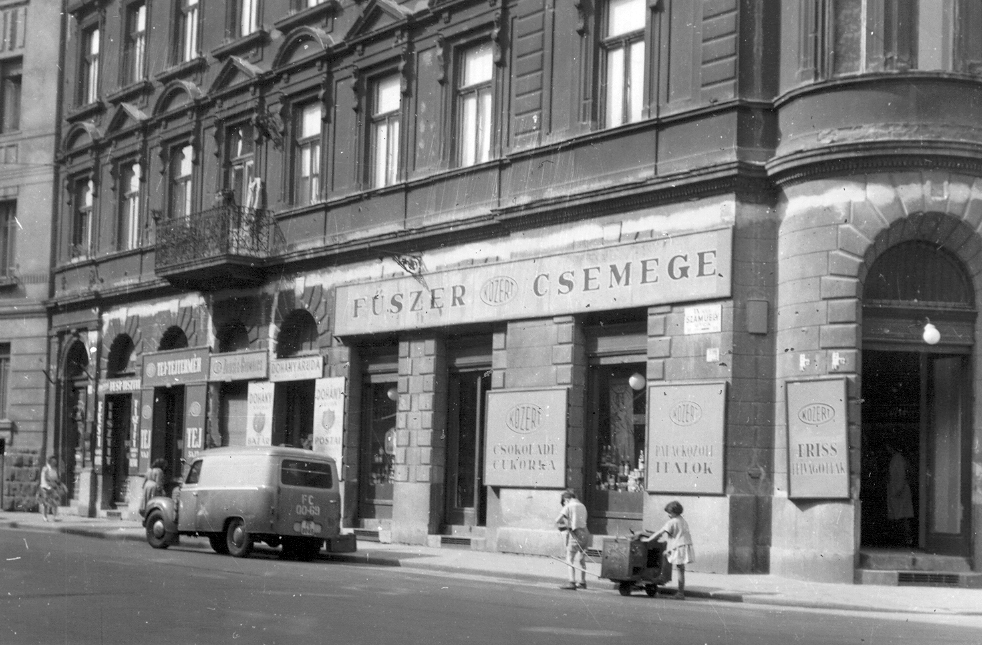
600,533 -> 672,596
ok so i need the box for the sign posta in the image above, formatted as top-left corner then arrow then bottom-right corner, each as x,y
334,228 -> 732,335
786,378 -> 849,499
142,348 -> 209,387
485,388 -> 567,488
646,382 -> 726,494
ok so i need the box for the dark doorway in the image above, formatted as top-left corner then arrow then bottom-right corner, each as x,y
104,394 -> 131,507
444,370 -> 490,527
273,380 -> 315,448
152,387 -> 184,483
359,380 -> 397,522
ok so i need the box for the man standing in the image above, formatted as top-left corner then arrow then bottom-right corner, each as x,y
555,488 -> 589,590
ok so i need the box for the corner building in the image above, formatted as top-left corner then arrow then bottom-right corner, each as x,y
50,0 -> 982,584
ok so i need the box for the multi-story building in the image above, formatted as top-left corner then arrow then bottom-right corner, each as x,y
50,0 -> 982,584
0,0 -> 62,508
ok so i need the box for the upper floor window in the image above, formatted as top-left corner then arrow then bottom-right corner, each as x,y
0,4 -> 26,55
231,0 -> 260,39
169,145 -> 194,220
118,162 -> 142,251
456,43 -> 493,168
371,75 -> 401,188
123,2 -> 147,85
176,0 -> 200,64
226,124 -> 255,207
0,59 -> 21,133
72,179 -> 94,259
831,0 -> 982,75
79,25 -> 100,105
0,343 -> 9,420
295,103 -> 321,205
602,0 -> 645,128
0,200 -> 15,279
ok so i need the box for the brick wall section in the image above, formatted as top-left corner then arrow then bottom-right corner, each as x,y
553,316 -> 586,493
396,338 -> 447,487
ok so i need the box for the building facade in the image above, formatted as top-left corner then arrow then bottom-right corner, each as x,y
50,0 -> 982,582
0,0 -> 62,509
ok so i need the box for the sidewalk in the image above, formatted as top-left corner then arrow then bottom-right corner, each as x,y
2,510 -> 980,617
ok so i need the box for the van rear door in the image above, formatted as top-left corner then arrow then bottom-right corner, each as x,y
276,458 -> 340,538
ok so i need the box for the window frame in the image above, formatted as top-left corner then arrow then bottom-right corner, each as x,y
599,0 -> 647,129
230,0 -> 261,40
77,22 -> 101,106
174,0 -> 201,65
0,58 -> 21,134
369,73 -> 402,189
71,177 -> 95,260
0,200 -> 15,280
168,143 -> 195,222
121,1 -> 147,86
224,122 -> 256,207
293,100 -> 323,206
0,343 -> 9,420
454,41 -> 495,169
117,160 -> 143,251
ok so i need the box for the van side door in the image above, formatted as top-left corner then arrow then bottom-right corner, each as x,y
177,459 -> 202,532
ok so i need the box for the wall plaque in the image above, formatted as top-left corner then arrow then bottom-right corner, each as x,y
270,355 -> 324,382
786,378 -> 849,499
246,382 -> 274,447
209,351 -> 268,382
646,382 -> 726,494
485,388 -> 567,488
313,377 -> 345,465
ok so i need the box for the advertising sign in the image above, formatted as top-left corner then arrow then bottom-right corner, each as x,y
209,351 -> 268,382
142,348 -> 209,387
313,377 -> 345,464
137,387 -> 153,474
485,388 -> 567,488
184,384 -> 207,462
646,382 -> 726,494
683,304 -> 722,335
270,355 -> 323,382
129,393 -> 141,475
786,378 -> 849,499
246,382 -> 274,447
334,228 -> 732,335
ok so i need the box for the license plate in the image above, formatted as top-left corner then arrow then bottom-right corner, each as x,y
294,520 -> 321,536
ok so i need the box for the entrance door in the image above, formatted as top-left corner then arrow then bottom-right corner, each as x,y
860,350 -> 971,555
358,380 -> 396,522
445,370 -> 490,527
105,394 -> 131,506
152,387 -> 184,483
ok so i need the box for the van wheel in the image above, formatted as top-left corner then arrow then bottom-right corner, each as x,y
644,585 -> 658,597
145,511 -> 170,549
618,582 -> 633,596
209,533 -> 229,555
226,518 -> 253,558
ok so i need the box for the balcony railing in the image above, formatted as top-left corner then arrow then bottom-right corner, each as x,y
154,205 -> 275,288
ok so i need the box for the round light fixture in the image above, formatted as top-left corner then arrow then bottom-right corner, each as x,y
628,373 -> 646,391
386,387 -> 399,401
922,322 -> 941,346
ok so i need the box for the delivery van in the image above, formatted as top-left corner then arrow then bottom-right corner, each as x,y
143,446 -> 352,560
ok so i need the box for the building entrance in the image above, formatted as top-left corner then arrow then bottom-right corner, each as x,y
444,370 -> 490,527
152,387 -> 184,483
861,349 -> 971,556
104,394 -> 131,506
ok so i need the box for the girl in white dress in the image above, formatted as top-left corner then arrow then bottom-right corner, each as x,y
644,500 -> 694,599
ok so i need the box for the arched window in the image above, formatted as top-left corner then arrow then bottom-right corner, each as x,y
277,310 -> 318,357
159,326 -> 189,351
106,335 -> 135,377
865,241 -> 973,307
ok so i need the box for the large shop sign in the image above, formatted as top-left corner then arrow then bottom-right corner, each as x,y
334,228 -> 732,335
646,382 -> 726,494
786,378 -> 849,499
142,348 -> 210,387
485,388 -> 567,488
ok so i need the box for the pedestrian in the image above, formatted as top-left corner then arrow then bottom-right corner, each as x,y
643,500 -> 694,599
555,488 -> 590,590
885,441 -> 914,548
38,456 -> 65,522
140,459 -> 168,516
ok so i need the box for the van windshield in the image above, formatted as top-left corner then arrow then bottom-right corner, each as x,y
281,459 -> 333,489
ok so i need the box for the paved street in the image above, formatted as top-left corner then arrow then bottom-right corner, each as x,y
2,529 -> 980,645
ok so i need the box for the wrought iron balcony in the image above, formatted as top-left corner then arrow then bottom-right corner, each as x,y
154,205 -> 275,289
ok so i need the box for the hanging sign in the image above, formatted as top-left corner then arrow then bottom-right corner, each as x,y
646,382 -> 726,494
786,378 -> 849,499
246,382 -> 274,447
142,348 -> 209,387
485,388 -> 567,488
313,377 -> 345,464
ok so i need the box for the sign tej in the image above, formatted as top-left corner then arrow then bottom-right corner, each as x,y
246,382 -> 274,447
485,388 -> 567,488
786,378 -> 849,499
646,382 -> 726,494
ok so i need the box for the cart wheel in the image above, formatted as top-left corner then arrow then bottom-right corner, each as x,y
644,585 -> 658,597
618,582 -> 632,596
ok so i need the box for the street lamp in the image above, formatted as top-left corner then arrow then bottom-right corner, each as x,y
628,373 -> 646,391
922,320 -> 941,345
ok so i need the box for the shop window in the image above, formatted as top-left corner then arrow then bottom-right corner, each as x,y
122,2 -> 147,86
226,124 -> 255,207
455,42 -> 494,168
293,103 -> 321,205
0,343 -> 9,419
78,24 -> 100,105
230,0 -> 260,40
370,74 -> 401,188
118,161 -> 142,251
71,178 -> 94,260
592,365 -> 647,494
174,0 -> 200,64
0,59 -> 21,134
828,0 -> 982,76
601,0 -> 646,128
0,200 -> 14,280
168,144 -> 194,221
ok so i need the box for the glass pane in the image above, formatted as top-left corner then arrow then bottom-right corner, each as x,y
460,94 -> 477,166
832,0 -> 863,75
478,90 -> 491,163
608,0 -> 645,38
594,366 -> 647,494
606,47 -> 625,128
301,104 -> 321,138
375,75 -> 401,115
628,40 -> 645,123
462,43 -> 493,87
917,0 -> 953,70
90,28 -> 100,55
373,121 -> 388,187
281,459 -> 333,489
388,120 -> 400,184
179,145 -> 193,177
931,357 -> 961,534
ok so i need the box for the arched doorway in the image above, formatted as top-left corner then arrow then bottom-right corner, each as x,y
62,340 -> 90,501
273,310 -> 318,448
104,335 -> 135,507
861,241 -> 975,558
152,327 -> 189,482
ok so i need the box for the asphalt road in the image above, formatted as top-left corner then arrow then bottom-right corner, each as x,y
1,529 -> 979,645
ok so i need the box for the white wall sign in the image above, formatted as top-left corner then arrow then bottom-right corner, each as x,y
684,304 -> 722,335
786,378 -> 849,499
313,377 -> 345,464
485,388 -> 567,488
270,355 -> 324,382
246,382 -> 274,447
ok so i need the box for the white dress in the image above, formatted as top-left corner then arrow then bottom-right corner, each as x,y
659,516 -> 694,565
